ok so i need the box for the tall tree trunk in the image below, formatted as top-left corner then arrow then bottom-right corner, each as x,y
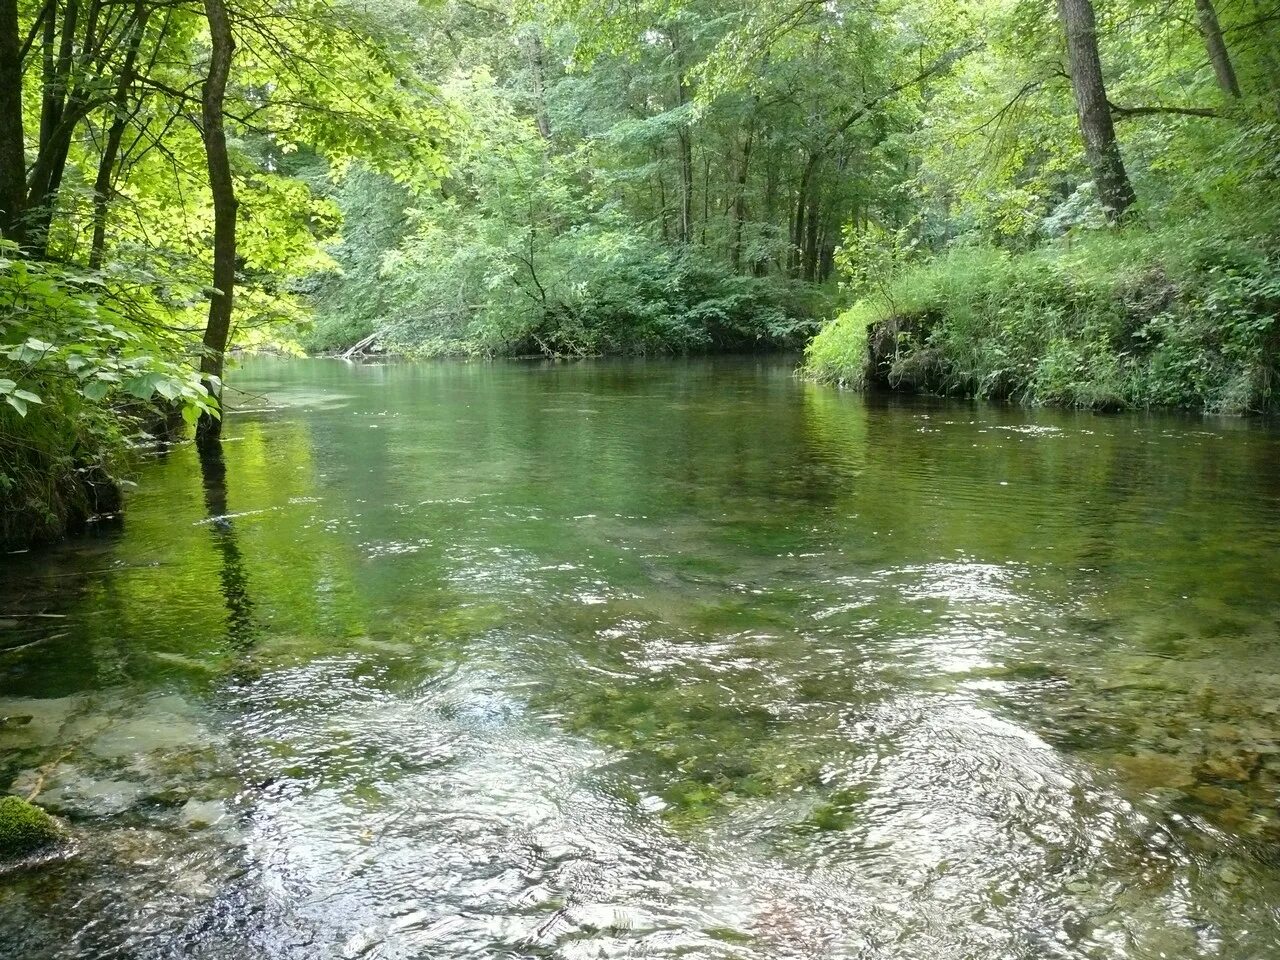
1194,0 -> 1240,98
197,0 -> 237,445
789,188 -> 801,275
675,131 -> 692,244
1057,0 -> 1136,220
26,0 -> 75,251
26,0 -> 123,256
0,0 -> 25,245
656,147 -> 669,242
761,157 -> 776,275
730,127 -> 754,272
791,152 -> 820,277
43,0 -> 97,208
803,180 -> 820,281
671,33 -> 693,245
700,151 -> 710,245
90,4 -> 148,269
819,236 -> 835,281
37,1 -> 64,170
526,32 -> 553,139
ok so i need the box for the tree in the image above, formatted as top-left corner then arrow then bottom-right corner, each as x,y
0,0 -> 24,246
1194,0 -> 1241,98
196,0 -> 237,444
1056,0 -> 1136,220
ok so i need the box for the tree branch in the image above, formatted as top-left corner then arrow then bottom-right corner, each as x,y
1108,100 -> 1220,120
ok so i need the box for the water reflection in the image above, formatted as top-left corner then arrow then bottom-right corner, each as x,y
198,439 -> 258,649
1,357 -> 1279,959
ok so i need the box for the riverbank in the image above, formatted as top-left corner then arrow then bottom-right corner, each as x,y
805,217 -> 1280,412
1,393 -> 125,550
303,248 -> 830,360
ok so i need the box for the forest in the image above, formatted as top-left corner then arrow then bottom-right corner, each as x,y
0,0 -> 1279,541
5,0 -> 1280,951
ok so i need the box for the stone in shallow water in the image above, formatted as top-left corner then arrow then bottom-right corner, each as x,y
18,765 -> 146,817
0,795 -> 62,858
1111,752 -> 1196,791
178,798 -> 228,828
85,695 -> 213,759
0,697 -> 85,749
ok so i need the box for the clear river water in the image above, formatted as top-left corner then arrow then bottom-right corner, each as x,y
3,356 -> 1280,959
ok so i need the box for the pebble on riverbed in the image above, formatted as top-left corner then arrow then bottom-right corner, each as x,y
0,795 -> 63,859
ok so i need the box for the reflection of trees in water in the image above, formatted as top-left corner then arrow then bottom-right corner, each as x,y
198,439 -> 257,650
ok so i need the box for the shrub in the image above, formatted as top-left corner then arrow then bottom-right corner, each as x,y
805,214 -> 1280,412
0,248 -> 216,545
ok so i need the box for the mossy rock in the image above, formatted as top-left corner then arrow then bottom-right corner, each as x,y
807,801 -> 854,831
0,795 -> 63,859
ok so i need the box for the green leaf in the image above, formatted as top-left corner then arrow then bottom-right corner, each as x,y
5,394 -> 28,416
123,372 -> 165,400
82,380 -> 112,401
155,379 -> 182,401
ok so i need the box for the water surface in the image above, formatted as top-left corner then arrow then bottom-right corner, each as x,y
3,357 -> 1280,959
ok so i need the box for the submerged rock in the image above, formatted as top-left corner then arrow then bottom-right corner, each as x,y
1111,752 -> 1197,791
0,795 -> 62,859
13,764 -> 146,817
178,798 -> 228,829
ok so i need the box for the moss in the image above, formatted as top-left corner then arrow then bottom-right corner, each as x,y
807,801 -> 853,831
0,795 -> 62,859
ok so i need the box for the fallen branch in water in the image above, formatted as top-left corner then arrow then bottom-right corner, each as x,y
25,745 -> 76,803
0,631 -> 67,655
341,330 -> 383,360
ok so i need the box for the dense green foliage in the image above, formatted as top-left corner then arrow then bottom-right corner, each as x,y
0,247 -> 218,541
0,0 -> 442,541
306,161 -> 820,357
809,214 -> 1280,410
298,3 -> 881,358
2,0 -> 1279,539
800,0 -> 1280,410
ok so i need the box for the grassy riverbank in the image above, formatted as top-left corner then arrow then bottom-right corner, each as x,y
805,215 -> 1280,412
0,396 -> 125,548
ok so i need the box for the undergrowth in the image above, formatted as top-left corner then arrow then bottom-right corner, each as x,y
805,214 -> 1280,412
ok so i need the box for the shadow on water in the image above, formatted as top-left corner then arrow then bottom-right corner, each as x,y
197,438 -> 257,650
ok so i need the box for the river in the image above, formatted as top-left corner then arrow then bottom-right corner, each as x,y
2,356 -> 1280,959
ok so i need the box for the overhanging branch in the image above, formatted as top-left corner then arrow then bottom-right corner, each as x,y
1109,100 -> 1220,120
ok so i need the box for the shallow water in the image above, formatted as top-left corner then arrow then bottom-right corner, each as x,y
3,356 -> 1280,959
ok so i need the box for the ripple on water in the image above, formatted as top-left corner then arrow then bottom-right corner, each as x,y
3,359 -> 1280,959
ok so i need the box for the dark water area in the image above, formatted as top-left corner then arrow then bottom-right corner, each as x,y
2,356 -> 1280,958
